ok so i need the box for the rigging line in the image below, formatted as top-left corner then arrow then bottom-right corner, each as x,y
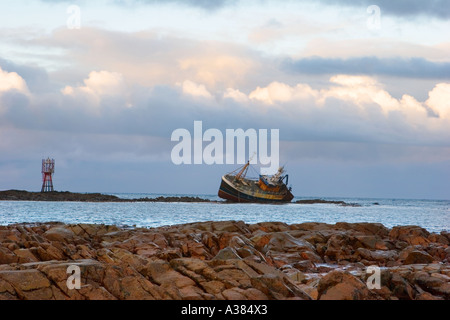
249,164 -> 260,178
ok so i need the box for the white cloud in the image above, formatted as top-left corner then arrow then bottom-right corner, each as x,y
322,75 -> 428,118
62,70 -> 129,107
221,75 -> 450,145
223,88 -> 248,102
82,71 -> 127,96
426,83 -> 450,119
249,82 -> 318,105
178,55 -> 255,88
240,75 -> 432,125
0,67 -> 29,94
63,70 -> 127,96
180,80 -> 213,99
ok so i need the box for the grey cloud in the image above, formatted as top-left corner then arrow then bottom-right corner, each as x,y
317,0 -> 450,19
1,79 -> 448,148
0,58 -> 51,93
40,0 -> 238,10
37,0 -> 450,17
282,56 -> 450,79
117,0 -> 238,10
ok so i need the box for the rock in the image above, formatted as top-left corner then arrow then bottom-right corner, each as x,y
441,231 -> 450,242
324,234 -> 356,262
334,222 -> 389,237
78,284 -> 117,300
0,269 -> 51,300
297,284 -> 319,300
296,200 -> 361,207
283,268 -> 306,283
428,233 -> 449,245
249,232 -> 272,251
292,260 -> 316,273
404,251 -> 433,265
44,227 -> 76,243
413,272 -> 450,299
201,281 -> 225,295
242,288 -> 269,300
249,222 -> 290,233
0,279 -> 16,300
264,232 -> 315,253
13,249 -> 39,263
292,222 -> 333,232
0,190 -> 212,203
250,274 -> 310,300
415,291 -> 443,300
317,270 -> 370,300
0,221 -> 447,300
213,247 -> 243,261
388,273 -> 415,300
354,235 -> 379,249
185,241 -> 211,260
299,232 -> 327,246
389,226 -> 430,246
0,248 -> 18,265
356,248 -> 398,263
222,288 -> 248,300
143,260 -> 196,288
116,277 -> 157,300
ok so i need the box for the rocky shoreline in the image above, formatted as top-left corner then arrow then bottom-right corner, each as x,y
0,190 -> 365,207
0,190 -> 212,203
0,220 -> 448,300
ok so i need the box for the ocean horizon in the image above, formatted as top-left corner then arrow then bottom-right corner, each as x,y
1,193 -> 448,233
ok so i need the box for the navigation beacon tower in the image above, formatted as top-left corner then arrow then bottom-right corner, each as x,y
41,158 -> 55,192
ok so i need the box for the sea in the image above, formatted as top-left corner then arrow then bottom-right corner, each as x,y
0,194 -> 448,233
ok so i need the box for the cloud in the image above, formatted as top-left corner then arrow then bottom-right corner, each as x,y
323,75 -> 429,118
301,39 -> 450,62
282,56 -> 450,79
178,54 -> 256,88
223,88 -> 248,102
62,70 -> 132,109
24,28 -> 263,93
3,65 -> 449,147
180,80 -> 213,99
241,75 -> 430,120
222,75 -> 450,147
0,67 -> 30,116
248,82 -> 318,105
0,59 -> 50,93
39,0 -> 450,18
40,0 -> 238,11
426,83 -> 450,119
63,70 -> 127,97
125,0 -> 239,10
317,0 -> 450,19
0,67 -> 29,94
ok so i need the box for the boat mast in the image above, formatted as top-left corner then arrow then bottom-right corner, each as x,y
235,161 -> 250,180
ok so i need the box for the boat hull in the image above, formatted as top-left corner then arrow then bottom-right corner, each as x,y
218,176 -> 294,203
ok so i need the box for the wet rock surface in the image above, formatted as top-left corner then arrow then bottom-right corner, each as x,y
0,221 -> 448,300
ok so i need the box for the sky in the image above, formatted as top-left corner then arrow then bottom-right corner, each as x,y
0,0 -> 449,199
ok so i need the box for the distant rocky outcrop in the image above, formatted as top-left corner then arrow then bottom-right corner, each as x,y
296,199 -> 362,207
0,190 -> 371,206
0,221 -> 448,300
0,190 -> 212,203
